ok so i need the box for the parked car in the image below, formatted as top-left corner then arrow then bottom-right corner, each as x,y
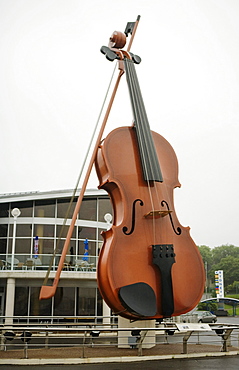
194,310 -> 217,323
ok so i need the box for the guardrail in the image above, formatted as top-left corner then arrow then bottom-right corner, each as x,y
0,254 -> 98,271
0,315 -> 117,325
1,319 -> 239,359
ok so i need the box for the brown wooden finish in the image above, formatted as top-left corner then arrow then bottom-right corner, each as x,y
94,26 -> 205,320
95,126 -> 205,320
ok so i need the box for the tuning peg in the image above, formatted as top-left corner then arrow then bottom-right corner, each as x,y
130,53 -> 141,64
100,46 -> 118,62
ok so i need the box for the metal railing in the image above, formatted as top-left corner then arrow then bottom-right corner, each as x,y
1,315 -> 117,325
0,254 -> 98,272
1,316 -> 239,359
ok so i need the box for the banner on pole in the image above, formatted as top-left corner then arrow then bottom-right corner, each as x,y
34,236 -> 39,258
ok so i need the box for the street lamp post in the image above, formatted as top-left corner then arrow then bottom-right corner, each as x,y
11,208 -> 21,270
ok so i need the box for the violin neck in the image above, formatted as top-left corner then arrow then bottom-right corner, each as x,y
124,58 -> 163,183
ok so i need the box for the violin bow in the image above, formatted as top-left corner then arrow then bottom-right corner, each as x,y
39,15 -> 141,300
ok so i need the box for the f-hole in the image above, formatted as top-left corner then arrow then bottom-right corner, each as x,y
161,200 -> 181,235
122,199 -> 144,235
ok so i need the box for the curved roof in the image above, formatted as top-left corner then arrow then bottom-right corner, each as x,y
202,297 -> 239,305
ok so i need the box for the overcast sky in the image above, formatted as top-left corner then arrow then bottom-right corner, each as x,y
1,0 -> 239,248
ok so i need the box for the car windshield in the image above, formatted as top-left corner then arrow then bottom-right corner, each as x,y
195,311 -> 212,316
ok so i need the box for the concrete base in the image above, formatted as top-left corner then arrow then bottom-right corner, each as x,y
118,316 -> 156,348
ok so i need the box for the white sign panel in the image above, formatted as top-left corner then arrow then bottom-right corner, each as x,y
215,270 -> 224,298
176,323 -> 211,331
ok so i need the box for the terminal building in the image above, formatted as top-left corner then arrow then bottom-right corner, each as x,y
0,188 -> 113,322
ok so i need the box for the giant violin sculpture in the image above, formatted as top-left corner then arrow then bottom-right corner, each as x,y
95,24 -> 205,320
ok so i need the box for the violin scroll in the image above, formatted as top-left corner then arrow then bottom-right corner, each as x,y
101,29 -> 142,65
109,31 -> 126,49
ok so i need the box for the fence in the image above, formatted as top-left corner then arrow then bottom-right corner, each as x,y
1,316 -> 239,359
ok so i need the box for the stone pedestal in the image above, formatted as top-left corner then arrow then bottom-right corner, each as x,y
118,316 -> 155,348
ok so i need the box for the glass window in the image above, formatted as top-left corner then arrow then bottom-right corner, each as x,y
53,287 -> 75,316
14,287 -> 29,316
56,225 -> 76,239
16,224 -> 32,237
0,239 -> 7,254
98,197 -> 112,222
39,239 -> 54,254
34,224 -> 55,238
0,224 -> 8,237
10,238 -> 31,255
56,239 -> 76,253
79,199 -> 97,221
57,198 -> 77,219
8,237 -> 55,257
35,199 -> 55,218
97,288 -> 103,317
41,254 -> 54,268
78,227 -> 95,241
11,201 -> 33,217
0,203 -> 9,218
30,287 -> 52,316
77,287 -> 96,316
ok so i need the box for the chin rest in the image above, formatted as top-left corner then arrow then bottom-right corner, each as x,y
119,282 -> 157,317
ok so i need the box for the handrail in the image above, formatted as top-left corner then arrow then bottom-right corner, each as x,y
0,254 -> 98,271
1,322 -> 238,358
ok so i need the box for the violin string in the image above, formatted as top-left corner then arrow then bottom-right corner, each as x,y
127,61 -> 161,182
125,58 -> 158,245
128,58 -> 168,245
130,61 -> 159,245
127,62 -> 166,242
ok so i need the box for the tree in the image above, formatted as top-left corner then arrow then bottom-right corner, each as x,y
198,245 -> 213,270
212,244 -> 239,265
227,281 -> 239,295
198,244 -> 239,294
212,255 -> 239,287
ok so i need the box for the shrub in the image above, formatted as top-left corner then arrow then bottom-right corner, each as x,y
197,301 -> 218,312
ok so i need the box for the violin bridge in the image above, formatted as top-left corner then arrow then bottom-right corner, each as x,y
144,210 -> 172,219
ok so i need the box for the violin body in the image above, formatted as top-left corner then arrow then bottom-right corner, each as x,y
95,125 -> 205,320
95,26 -> 205,320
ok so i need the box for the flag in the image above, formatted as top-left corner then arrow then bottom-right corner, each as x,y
34,236 -> 39,258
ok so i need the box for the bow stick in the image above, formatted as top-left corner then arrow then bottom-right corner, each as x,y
39,15 -> 141,300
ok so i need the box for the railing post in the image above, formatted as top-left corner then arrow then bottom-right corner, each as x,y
221,329 -> 233,352
137,330 -> 148,356
82,330 -> 87,358
0,331 -> 5,351
45,330 -> 49,348
24,343 -> 28,359
183,331 -> 192,354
